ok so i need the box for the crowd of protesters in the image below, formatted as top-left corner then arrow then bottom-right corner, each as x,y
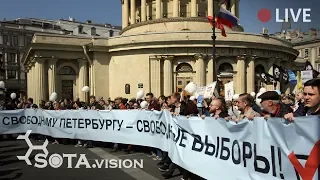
0,78 -> 319,180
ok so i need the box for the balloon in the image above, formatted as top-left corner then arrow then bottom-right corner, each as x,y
259,88 -> 266,93
184,82 -> 197,94
140,101 -> 148,109
136,90 -> 144,100
82,86 -> 90,92
49,92 -> 58,101
250,92 -> 256,98
274,90 -> 281,95
232,94 -> 239,101
0,81 -> 4,89
189,96 -> 196,101
10,93 -> 16,99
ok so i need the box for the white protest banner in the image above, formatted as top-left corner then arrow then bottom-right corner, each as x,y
301,70 -> 313,83
224,81 -> 234,101
203,82 -> 217,98
194,86 -> 206,98
0,109 -> 319,180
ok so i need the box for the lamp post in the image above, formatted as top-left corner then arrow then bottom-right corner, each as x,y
212,0 -> 220,96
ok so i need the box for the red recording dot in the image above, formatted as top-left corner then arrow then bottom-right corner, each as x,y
258,8 -> 272,23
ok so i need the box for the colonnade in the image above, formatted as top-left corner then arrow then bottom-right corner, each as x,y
27,58 -> 92,104
121,0 -> 239,28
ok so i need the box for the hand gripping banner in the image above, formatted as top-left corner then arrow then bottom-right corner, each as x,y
0,109 -> 319,180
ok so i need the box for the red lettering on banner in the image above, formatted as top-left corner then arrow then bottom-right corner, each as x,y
288,140 -> 320,180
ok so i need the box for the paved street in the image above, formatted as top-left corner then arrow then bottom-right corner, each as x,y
0,138 -> 183,180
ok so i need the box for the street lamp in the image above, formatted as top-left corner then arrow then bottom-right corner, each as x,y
211,0 -> 220,95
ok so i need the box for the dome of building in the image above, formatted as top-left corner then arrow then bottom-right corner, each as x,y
23,0 -> 299,102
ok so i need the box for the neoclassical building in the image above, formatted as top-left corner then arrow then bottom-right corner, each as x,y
23,0 -> 299,103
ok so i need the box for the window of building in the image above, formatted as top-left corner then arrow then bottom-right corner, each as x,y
3,35 -> 8,45
176,63 -> 193,72
305,49 -> 309,58
13,36 -> 18,46
19,36 -> 24,46
7,53 -> 16,63
7,70 -> 17,79
318,47 -> 320,56
58,66 -> 76,75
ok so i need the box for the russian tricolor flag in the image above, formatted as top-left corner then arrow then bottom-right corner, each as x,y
217,7 -> 240,28
208,7 -> 240,37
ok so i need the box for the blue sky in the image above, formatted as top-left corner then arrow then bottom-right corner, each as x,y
0,0 -> 318,33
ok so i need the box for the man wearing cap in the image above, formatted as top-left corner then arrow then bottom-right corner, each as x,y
258,91 -> 292,118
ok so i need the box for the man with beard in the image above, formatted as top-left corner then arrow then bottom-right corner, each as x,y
258,91 -> 292,118
237,93 -> 261,120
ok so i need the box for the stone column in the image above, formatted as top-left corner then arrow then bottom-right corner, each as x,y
230,0 -> 236,16
207,0 -> 213,17
191,0 -> 197,17
78,59 -> 89,102
235,0 -> 240,18
207,55 -> 214,85
27,67 -> 31,98
163,56 -> 173,96
150,56 -> 161,97
122,0 -> 129,28
236,56 -> 246,94
195,54 -> 206,87
172,0 -> 179,17
130,0 -> 136,24
48,58 -> 58,97
311,47 -> 317,68
156,0 -> 161,19
141,0 -> 147,21
246,57 -> 255,93
34,59 -> 46,104
89,64 -> 95,96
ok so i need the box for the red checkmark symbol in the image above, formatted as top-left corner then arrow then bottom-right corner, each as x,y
288,140 -> 320,180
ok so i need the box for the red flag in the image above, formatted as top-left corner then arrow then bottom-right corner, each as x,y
208,16 -> 227,37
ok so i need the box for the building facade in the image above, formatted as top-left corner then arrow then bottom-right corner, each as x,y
23,0 -> 299,104
0,18 -> 121,99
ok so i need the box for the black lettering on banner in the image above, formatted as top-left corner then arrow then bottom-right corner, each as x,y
20,116 -> 26,124
52,118 -> 58,127
155,121 -> 160,134
38,116 -> 44,126
143,120 -> 150,132
60,118 -> 66,128
85,119 -> 91,128
11,117 -> 18,125
114,119 -> 123,131
192,134 -> 204,152
215,136 -> 220,158
160,122 -> 166,135
242,141 -> 252,167
137,120 -> 143,132
105,119 -> 112,130
66,118 -> 72,128
27,116 -> 31,124
179,129 -> 187,148
166,124 -> 171,139
270,146 -> 276,177
99,119 -> 105,129
219,138 -> 230,161
78,119 -> 84,129
92,119 -> 98,129
72,118 -> 77,128
3,117 -> 9,125
31,116 -> 38,124
254,143 -> 270,174
232,140 -> 241,165
150,121 -> 155,133
205,135 -> 215,156
174,127 -> 181,143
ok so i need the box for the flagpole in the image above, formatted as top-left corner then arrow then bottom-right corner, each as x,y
212,0 -> 220,94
